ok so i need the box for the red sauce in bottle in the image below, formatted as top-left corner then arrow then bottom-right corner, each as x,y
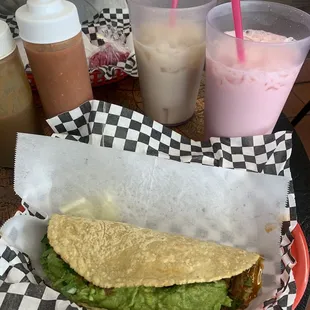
24,33 -> 93,118
16,0 -> 94,118
0,42 -> 42,168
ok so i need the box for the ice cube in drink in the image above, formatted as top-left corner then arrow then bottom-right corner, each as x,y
134,23 -> 206,126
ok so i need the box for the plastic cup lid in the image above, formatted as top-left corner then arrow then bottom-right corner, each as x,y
0,21 -> 16,61
16,0 -> 81,44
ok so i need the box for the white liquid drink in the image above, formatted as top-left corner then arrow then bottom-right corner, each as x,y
134,23 -> 206,126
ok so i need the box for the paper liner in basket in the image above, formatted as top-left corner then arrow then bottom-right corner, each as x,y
0,8 -> 138,81
0,101 -> 297,310
47,101 -> 298,310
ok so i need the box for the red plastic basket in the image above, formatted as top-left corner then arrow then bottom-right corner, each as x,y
27,68 -> 127,91
292,223 -> 309,309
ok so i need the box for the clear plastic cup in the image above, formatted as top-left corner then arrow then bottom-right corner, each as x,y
204,1 -> 310,139
128,0 -> 215,126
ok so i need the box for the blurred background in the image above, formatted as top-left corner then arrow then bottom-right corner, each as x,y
216,0 -> 310,12
0,0 -> 128,21
1,0 -> 309,20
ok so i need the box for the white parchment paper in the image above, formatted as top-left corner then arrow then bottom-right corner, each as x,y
3,133 -> 291,309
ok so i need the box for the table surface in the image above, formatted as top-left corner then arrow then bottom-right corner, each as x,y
0,77 -> 309,309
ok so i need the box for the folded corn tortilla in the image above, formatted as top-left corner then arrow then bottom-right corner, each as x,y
41,214 -> 263,310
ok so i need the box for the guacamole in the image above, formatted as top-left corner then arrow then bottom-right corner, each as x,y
41,236 -> 232,310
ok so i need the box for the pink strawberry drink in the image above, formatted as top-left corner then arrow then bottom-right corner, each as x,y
204,1 -> 310,139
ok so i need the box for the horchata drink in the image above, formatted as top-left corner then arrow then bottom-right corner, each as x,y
204,1 -> 310,139
128,0 -> 215,126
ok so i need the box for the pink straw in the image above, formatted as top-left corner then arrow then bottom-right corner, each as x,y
171,0 -> 178,8
231,0 -> 245,62
170,0 -> 179,26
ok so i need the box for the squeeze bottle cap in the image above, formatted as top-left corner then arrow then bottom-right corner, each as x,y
16,0 -> 81,44
0,21 -> 16,60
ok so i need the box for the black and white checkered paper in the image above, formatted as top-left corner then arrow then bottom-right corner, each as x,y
0,9 -> 138,80
0,101 -> 297,310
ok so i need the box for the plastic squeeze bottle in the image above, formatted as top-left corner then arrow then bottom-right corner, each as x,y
0,20 -> 42,168
16,0 -> 93,118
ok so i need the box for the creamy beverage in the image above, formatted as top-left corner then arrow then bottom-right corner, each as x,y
134,23 -> 205,126
205,30 -> 301,138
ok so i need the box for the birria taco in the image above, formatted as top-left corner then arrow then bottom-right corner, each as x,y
41,214 -> 263,310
